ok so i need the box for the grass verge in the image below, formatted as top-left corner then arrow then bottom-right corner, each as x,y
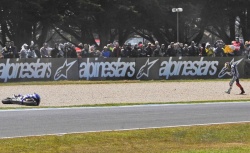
0,123 -> 250,153
0,99 -> 250,110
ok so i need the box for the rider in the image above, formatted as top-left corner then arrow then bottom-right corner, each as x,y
224,62 -> 245,94
14,93 -> 41,105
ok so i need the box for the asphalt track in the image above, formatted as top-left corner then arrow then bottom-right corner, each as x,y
0,102 -> 250,138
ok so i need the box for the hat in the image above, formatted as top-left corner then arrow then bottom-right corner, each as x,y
103,46 -> 107,49
205,42 -> 211,47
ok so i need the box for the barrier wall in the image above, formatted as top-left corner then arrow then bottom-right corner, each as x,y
0,56 -> 247,83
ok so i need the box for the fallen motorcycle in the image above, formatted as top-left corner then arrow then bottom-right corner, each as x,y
2,93 -> 41,106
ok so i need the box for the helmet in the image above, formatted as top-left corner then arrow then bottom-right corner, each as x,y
33,93 -> 41,105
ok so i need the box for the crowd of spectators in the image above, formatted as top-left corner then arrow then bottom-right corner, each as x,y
1,37 -> 250,59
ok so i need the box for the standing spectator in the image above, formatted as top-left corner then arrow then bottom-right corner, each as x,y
40,43 -> 50,58
106,44 -> 113,57
181,44 -> 188,56
188,41 -> 198,56
152,45 -> 161,57
89,45 -> 101,57
80,43 -> 89,58
160,44 -> 166,57
166,42 -> 176,57
145,43 -> 153,57
130,44 -> 139,57
20,44 -> 29,58
138,44 -> 147,57
27,45 -> 37,58
69,44 -> 77,58
10,41 -> 18,58
155,41 -> 160,48
214,40 -> 224,57
2,42 -> 15,58
205,42 -> 214,57
175,43 -> 182,56
58,43 -> 64,57
199,42 -> 206,56
34,44 -> 41,58
50,43 -> 60,58
122,43 -> 132,57
113,43 -> 121,57
102,46 -> 111,58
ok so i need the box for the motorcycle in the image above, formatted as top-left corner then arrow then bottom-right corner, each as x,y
2,93 -> 41,106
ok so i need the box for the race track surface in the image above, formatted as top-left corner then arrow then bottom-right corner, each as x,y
0,102 -> 250,138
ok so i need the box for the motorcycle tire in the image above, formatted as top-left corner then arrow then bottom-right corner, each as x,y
2,98 -> 13,104
23,98 -> 39,106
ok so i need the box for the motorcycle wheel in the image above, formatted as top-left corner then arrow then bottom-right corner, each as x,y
2,98 -> 13,104
23,98 -> 39,106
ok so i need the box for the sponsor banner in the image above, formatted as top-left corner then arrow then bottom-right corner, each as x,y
159,56 -> 219,79
244,59 -> 250,78
78,57 -> 136,80
0,58 -> 51,82
158,56 -> 245,80
0,56 -> 246,83
52,58 -> 78,81
217,57 -> 245,79
135,58 -> 160,80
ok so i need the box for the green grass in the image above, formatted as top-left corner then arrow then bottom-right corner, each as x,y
0,123 -> 250,153
1,99 -> 250,110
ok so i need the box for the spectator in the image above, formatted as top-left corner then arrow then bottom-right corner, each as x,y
152,45 -> 161,57
2,42 -> 15,58
155,41 -> 160,48
80,43 -> 89,58
175,43 -> 182,56
199,42 -> 206,56
27,45 -> 37,58
34,44 -> 41,58
40,43 -> 50,58
138,44 -> 147,57
19,44 -> 29,58
145,43 -> 153,57
89,45 -> 101,57
160,44 -> 166,57
182,44 -> 189,56
214,40 -> 224,57
130,44 -> 139,57
166,42 -> 176,57
10,41 -> 18,58
58,43 -> 64,57
188,41 -> 198,56
205,42 -> 214,57
102,46 -> 111,58
106,44 -> 113,57
50,43 -> 60,58
69,44 -> 77,58
122,43 -> 132,57
113,43 -> 121,57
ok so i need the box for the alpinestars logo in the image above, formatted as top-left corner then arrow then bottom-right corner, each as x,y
54,60 -> 77,80
136,59 -> 158,79
218,58 -> 244,78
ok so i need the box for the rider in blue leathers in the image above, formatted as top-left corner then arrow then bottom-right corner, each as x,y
224,62 -> 245,94
14,93 -> 41,105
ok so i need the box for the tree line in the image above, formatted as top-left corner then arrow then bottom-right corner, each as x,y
0,0 -> 250,49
